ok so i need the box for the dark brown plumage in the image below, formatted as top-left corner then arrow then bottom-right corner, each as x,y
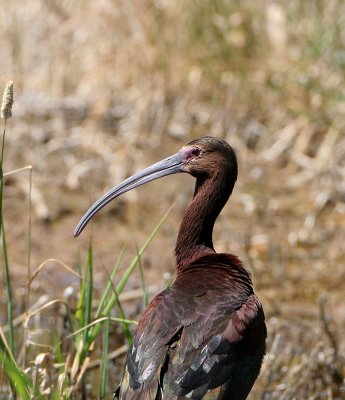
75,136 -> 266,400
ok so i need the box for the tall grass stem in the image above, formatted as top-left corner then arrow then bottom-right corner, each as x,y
137,244 -> 148,308
0,115 -> 14,357
1,219 -> 14,355
23,166 -> 33,367
100,317 -> 110,399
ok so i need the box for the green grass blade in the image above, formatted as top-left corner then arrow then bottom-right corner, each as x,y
51,331 -> 69,399
63,317 -> 137,342
75,251 -> 85,329
136,243 -> 148,308
82,244 -> 93,355
111,207 -> 170,303
0,352 -> 44,400
115,204 -> 173,295
0,354 -> 30,400
113,283 -> 133,344
100,317 -> 110,400
84,244 -> 94,327
64,303 -> 77,341
95,241 -> 128,319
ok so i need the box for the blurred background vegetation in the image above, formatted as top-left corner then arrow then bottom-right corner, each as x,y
0,0 -> 344,398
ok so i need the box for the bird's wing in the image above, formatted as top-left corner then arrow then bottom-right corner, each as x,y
115,289 -> 185,400
165,293 -> 265,399
116,255 -> 265,400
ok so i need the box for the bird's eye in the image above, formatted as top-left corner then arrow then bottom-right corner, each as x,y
180,146 -> 202,163
190,147 -> 201,157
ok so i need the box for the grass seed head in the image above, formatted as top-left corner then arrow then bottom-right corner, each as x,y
1,80 -> 14,119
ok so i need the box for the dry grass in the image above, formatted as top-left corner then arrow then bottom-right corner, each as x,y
0,0 -> 344,398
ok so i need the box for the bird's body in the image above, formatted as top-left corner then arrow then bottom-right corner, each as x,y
75,137 -> 266,400
116,254 -> 265,400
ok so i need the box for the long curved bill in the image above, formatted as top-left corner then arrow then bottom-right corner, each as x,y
74,152 -> 183,237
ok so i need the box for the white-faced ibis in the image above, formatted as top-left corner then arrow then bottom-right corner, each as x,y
75,136 -> 266,399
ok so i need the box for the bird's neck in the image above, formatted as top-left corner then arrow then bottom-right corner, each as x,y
175,171 -> 235,271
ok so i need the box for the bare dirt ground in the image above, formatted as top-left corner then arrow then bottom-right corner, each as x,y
0,1 -> 344,398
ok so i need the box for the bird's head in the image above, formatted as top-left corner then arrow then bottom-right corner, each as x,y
179,136 -> 237,179
74,136 -> 237,237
